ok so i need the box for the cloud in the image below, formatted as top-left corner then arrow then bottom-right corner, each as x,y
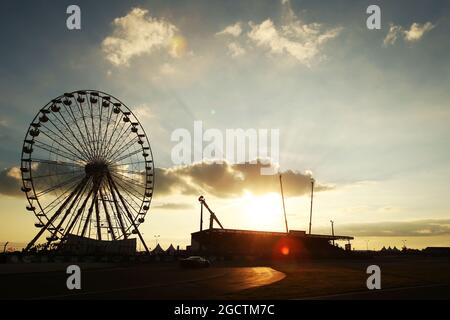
132,103 -> 154,120
0,167 -> 22,197
217,0 -> 341,65
216,22 -> 243,37
0,162 -> 88,198
159,62 -> 177,75
404,22 -> 434,42
155,160 -> 332,198
227,42 -> 246,57
334,219 -> 450,237
102,8 -> 179,66
1,161 -> 332,200
383,23 -> 402,46
383,22 -> 434,46
248,19 -> 341,65
153,202 -> 194,210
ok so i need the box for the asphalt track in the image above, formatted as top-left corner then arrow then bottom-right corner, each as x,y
0,263 -> 286,299
303,283 -> 450,300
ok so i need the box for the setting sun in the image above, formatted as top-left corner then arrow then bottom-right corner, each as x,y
241,192 -> 284,231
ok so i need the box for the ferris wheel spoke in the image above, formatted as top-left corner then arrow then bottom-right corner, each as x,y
63,102 -> 96,160
101,110 -> 129,158
75,100 -> 98,158
111,148 -> 143,164
38,125 -> 89,162
117,191 -> 141,216
45,111 -> 92,160
110,171 -> 146,193
111,168 -> 145,175
35,173 -> 85,197
105,130 -> 137,162
109,160 -> 150,167
32,168 -> 84,180
95,98 -> 105,160
85,96 -> 99,158
61,106 -> 96,159
97,101 -> 116,160
112,176 -> 145,208
104,123 -> 132,160
33,140 -> 85,163
110,169 -> 146,187
100,118 -> 124,160
52,110 -> 93,160
42,113 -> 92,159
31,158 -> 83,168
103,122 -> 133,160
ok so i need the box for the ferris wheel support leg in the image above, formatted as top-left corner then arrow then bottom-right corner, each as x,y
99,189 -> 116,240
107,173 -> 151,255
24,177 -> 89,252
44,178 -> 90,250
81,180 -> 102,238
60,182 -> 96,243
106,177 -> 128,240
94,195 -> 102,241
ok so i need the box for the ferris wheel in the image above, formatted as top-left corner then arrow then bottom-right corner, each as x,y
20,90 -> 154,252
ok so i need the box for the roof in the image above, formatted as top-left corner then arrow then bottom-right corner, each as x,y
151,243 -> 164,254
192,228 -> 353,241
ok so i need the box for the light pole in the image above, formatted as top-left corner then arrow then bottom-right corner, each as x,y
139,233 -> 144,252
366,240 -> 370,251
308,177 -> 315,235
2,242 -> 8,253
279,174 -> 289,233
402,240 -> 407,250
330,220 -> 335,246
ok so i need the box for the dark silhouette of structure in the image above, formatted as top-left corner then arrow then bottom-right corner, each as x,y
190,228 -> 353,259
191,195 -> 353,259
20,90 -> 153,254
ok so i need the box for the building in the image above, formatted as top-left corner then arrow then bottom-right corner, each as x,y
190,228 -> 353,259
60,234 -> 136,255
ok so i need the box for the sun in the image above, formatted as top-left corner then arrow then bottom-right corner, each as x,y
241,192 -> 284,231
169,36 -> 188,57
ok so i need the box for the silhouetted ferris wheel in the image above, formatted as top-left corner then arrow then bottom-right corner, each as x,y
20,90 -> 154,252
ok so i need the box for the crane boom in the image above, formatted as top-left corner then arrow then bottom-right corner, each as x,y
198,196 -> 224,230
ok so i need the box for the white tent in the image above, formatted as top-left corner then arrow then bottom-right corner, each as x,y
151,243 -> 164,255
166,244 -> 176,255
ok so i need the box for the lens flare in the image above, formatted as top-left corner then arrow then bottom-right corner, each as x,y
169,36 -> 187,57
281,246 -> 290,256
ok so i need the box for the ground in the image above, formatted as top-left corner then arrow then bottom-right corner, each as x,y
1,256 -> 449,299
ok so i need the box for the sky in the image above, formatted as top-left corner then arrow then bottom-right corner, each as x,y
0,0 -> 450,250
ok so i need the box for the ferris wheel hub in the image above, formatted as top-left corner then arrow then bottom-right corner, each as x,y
85,160 -> 108,177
